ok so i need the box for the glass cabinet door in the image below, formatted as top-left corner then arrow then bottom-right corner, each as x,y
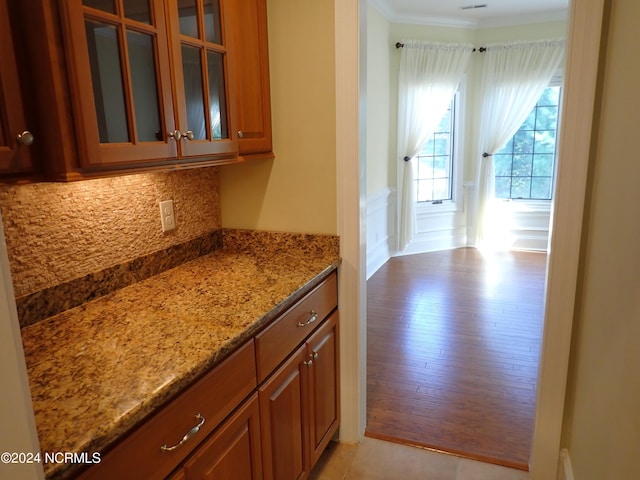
168,0 -> 237,158
61,0 -> 178,167
0,0 -> 34,178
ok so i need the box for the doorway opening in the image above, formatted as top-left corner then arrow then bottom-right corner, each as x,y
366,0 -> 568,469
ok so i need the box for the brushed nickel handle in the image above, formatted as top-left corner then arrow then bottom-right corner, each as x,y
304,359 -> 313,367
160,413 -> 205,452
237,130 -> 244,138
168,130 -> 182,141
16,131 -> 34,146
297,310 -> 318,328
312,351 -> 318,360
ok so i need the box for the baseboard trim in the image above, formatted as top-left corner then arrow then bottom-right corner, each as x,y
558,449 -> 575,480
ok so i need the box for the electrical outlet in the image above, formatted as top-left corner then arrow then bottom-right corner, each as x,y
159,199 -> 176,232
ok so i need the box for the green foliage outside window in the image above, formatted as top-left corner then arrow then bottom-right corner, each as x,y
494,86 -> 561,200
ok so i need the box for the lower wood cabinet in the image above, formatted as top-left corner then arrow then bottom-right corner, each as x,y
169,394 -> 263,480
259,311 -> 340,480
77,271 -> 339,480
259,345 -> 307,480
77,341 -> 258,480
306,312 -> 340,468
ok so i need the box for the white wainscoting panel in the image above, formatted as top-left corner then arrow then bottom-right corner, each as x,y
400,205 -> 467,256
365,187 -> 552,280
366,188 -> 396,279
502,200 -> 552,252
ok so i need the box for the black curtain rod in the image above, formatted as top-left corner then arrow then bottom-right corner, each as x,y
394,42 -> 486,52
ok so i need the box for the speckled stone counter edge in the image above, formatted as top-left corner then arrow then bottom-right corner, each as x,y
222,228 -> 340,257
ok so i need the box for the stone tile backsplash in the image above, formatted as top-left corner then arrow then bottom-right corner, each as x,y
0,167 -> 222,301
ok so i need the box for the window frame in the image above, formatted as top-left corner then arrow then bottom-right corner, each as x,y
494,74 -> 564,204
415,76 -> 466,215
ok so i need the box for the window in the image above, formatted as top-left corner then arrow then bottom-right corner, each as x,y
494,85 -> 562,200
415,95 -> 456,203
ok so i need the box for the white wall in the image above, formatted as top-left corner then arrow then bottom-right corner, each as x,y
366,6 -> 392,198
0,215 -> 43,480
365,7 -> 568,274
366,5 -> 394,277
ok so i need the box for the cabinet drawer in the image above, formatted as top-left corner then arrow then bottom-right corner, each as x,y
255,272 -> 337,383
79,340 -> 257,480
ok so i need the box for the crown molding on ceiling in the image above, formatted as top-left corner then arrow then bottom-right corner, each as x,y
367,0 -> 568,29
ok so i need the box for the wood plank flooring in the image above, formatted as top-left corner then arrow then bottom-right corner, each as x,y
365,248 -> 547,470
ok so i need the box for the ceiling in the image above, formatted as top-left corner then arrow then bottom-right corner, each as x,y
369,0 -> 570,28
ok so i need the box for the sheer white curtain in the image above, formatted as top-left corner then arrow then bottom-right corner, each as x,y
474,39 -> 565,248
397,40 -> 473,251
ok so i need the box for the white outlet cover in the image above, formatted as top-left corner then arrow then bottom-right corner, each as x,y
159,199 -> 176,232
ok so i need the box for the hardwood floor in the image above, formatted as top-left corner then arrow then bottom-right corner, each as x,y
365,247 -> 547,470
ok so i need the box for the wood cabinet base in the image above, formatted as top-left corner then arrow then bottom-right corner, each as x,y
77,271 -> 339,480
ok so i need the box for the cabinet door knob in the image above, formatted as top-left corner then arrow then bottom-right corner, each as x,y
168,130 -> 182,141
183,130 -> 194,141
16,131 -> 34,146
237,130 -> 244,139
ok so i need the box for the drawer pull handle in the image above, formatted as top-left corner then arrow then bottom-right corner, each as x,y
297,310 -> 319,328
160,413 -> 205,452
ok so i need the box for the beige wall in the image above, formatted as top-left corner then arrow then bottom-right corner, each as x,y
0,168 -> 221,297
219,0 -> 337,235
561,1 -> 640,478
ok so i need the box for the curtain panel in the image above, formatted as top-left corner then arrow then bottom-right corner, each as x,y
474,39 -> 565,248
396,40 -> 473,251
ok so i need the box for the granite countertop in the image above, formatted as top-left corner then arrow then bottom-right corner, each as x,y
20,230 -> 340,479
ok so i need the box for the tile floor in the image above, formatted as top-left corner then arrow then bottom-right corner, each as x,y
309,437 -> 530,480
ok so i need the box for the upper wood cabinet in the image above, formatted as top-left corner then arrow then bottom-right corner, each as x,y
59,0 -> 237,170
0,0 -> 36,180
225,0 -> 273,159
13,0 -> 272,180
